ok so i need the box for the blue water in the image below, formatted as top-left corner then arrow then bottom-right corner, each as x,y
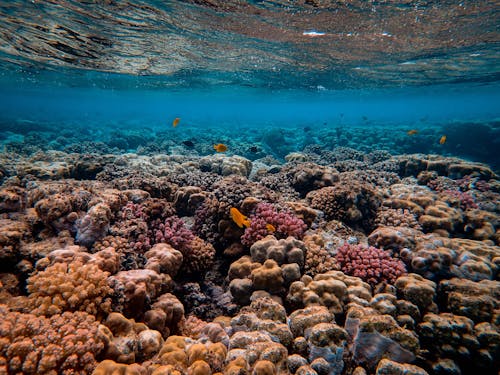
0,0 -> 499,167
1,77 -> 499,127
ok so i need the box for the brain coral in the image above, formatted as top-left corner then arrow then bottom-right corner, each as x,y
26,261 -> 113,317
0,305 -> 105,374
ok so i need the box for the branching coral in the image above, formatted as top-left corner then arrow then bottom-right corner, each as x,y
241,203 -> 307,246
336,244 -> 407,286
26,261 -> 113,317
0,305 -> 105,375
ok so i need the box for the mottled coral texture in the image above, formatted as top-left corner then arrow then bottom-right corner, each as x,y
0,305 -> 105,374
307,180 -> 382,231
336,243 -> 407,286
26,261 -> 113,317
241,202 -> 307,246
1,146 -> 499,375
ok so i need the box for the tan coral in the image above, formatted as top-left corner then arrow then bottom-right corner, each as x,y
26,260 -> 112,317
288,306 -> 335,338
157,336 -> 190,372
93,360 -> 147,375
188,360 -> 212,375
418,312 -> 484,371
368,226 -> 421,251
228,256 -> 261,281
288,162 -> 339,196
108,269 -> 171,319
303,233 -> 340,277
0,219 -> 30,262
419,202 -> 464,233
199,155 -> 252,177
439,278 -> 499,323
99,312 -> 163,364
287,271 -> 372,316
223,357 -> 247,375
35,245 -> 121,274
250,236 -> 307,268
230,312 -> 293,348
145,243 -> 183,276
406,235 -> 499,281
307,181 -> 382,231
0,306 -> 105,375
184,236 -> 216,274
144,293 -> 185,337
251,259 -> 284,295
173,186 -> 206,216
464,209 -> 499,243
0,185 -> 25,212
395,274 -> 437,315
375,358 -> 428,375
285,201 -> 320,227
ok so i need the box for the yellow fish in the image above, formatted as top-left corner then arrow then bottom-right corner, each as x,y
172,117 -> 180,127
230,207 -> 251,228
407,129 -> 418,135
439,135 -> 447,144
266,223 -> 276,232
214,143 -> 228,152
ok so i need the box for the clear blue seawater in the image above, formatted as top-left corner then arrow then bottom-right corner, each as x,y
0,0 -> 499,167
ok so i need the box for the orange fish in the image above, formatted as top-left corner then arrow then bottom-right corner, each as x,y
172,117 -> 180,127
230,207 -> 251,228
439,135 -> 447,144
407,129 -> 418,135
266,223 -> 276,233
214,143 -> 228,152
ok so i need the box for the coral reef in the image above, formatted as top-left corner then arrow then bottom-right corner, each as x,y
1,143 -> 499,375
336,243 -> 407,286
0,305 -> 105,374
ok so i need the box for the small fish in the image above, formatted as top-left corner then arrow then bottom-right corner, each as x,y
303,126 -> 311,132
249,146 -> 259,153
407,129 -> 418,135
439,135 -> 447,144
182,140 -> 194,148
266,223 -> 276,233
230,207 -> 251,228
214,143 -> 228,152
172,117 -> 180,127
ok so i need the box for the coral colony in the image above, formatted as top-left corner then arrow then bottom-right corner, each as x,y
0,146 -> 499,375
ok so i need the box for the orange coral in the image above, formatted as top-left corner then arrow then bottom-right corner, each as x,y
93,360 -> 147,375
26,261 -> 113,317
0,305 -> 105,374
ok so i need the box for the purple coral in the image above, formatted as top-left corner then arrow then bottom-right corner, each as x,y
76,203 -> 112,248
241,203 -> 306,246
336,243 -> 407,286
443,190 -> 478,210
120,201 -> 148,221
154,216 -> 195,251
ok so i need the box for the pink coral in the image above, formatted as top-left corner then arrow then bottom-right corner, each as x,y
241,203 -> 306,246
336,243 -> 407,286
442,189 -> 478,210
154,216 -> 195,251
